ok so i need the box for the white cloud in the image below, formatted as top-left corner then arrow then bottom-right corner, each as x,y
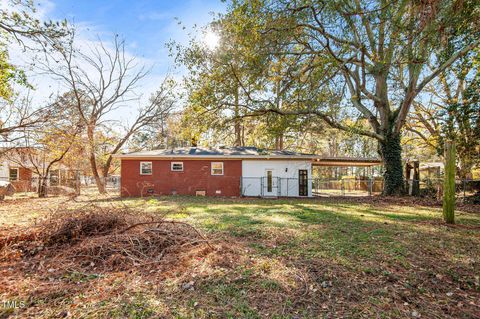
138,11 -> 172,21
34,0 -> 56,19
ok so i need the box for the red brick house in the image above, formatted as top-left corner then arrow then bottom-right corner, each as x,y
116,147 -> 246,197
115,147 -> 383,198
1,148 -> 76,193
9,167 -> 33,192
120,158 -> 242,197
115,147 -> 317,197
0,150 -> 33,192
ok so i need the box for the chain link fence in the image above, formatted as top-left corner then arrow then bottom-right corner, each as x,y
241,177 -> 384,197
2,174 -> 479,202
405,178 -> 480,203
0,175 -> 122,197
240,176 -> 480,201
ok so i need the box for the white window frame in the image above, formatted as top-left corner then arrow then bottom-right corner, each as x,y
211,162 -> 224,176
140,161 -> 152,175
9,167 -> 19,181
171,162 -> 184,172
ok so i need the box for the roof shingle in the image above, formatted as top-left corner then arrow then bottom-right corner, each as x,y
119,146 -> 314,158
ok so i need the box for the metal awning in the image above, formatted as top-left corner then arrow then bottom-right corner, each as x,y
312,157 -> 382,167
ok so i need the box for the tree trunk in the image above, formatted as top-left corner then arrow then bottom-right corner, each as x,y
90,151 -> 106,194
241,124 -> 245,146
234,120 -> 242,146
275,134 -> 284,150
87,124 -> 106,194
457,159 -> 473,180
380,132 -> 405,195
38,176 -> 48,198
234,86 -> 242,146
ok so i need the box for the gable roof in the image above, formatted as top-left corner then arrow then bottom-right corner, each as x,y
114,146 -> 316,160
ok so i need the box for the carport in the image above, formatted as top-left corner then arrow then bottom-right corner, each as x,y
311,157 -> 383,196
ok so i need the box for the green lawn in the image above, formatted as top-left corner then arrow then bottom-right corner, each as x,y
1,195 -> 479,318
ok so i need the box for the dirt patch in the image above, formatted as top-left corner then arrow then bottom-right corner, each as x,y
314,196 -> 480,214
417,220 -> 480,230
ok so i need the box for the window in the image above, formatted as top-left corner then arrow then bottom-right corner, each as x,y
50,169 -> 59,186
140,162 -> 152,175
9,168 -> 19,181
171,162 -> 184,172
211,162 -> 224,175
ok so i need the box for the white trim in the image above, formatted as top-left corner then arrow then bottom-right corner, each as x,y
171,162 -> 184,172
211,162 -> 224,175
9,167 -> 19,181
139,161 -> 152,175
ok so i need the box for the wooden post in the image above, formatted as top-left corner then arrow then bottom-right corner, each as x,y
412,160 -> 420,196
368,177 -> 372,196
443,141 -> 456,224
75,171 -> 81,195
405,161 -> 412,195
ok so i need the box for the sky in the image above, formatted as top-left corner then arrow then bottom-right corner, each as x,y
13,0 -> 226,121
44,0 -> 225,65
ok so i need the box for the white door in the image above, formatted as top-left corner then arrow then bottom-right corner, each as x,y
264,169 -> 276,196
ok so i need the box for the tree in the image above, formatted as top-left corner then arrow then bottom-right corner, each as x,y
0,0 -> 69,144
100,78 -> 176,184
42,33 -> 175,193
128,112 -> 190,151
406,57 -> 480,178
174,10 -> 338,150
0,95 -> 50,142
404,0 -> 480,178
171,21 -> 259,147
8,93 -> 83,197
217,0 -> 479,195
0,0 -> 69,100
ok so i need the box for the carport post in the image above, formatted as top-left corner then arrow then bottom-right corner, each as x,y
277,177 -> 281,196
76,172 -> 81,195
368,177 -> 373,196
240,177 -> 243,196
260,177 -> 264,197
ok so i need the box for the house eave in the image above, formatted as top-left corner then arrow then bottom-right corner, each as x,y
113,154 -> 317,160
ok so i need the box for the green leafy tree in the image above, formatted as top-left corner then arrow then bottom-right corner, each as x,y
171,18 -> 261,147
406,9 -> 480,179
219,0 -> 479,195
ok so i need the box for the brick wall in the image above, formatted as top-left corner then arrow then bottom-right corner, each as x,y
11,167 -> 33,192
120,159 -> 242,197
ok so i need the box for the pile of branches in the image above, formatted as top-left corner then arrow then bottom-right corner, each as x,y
0,205 -> 212,272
